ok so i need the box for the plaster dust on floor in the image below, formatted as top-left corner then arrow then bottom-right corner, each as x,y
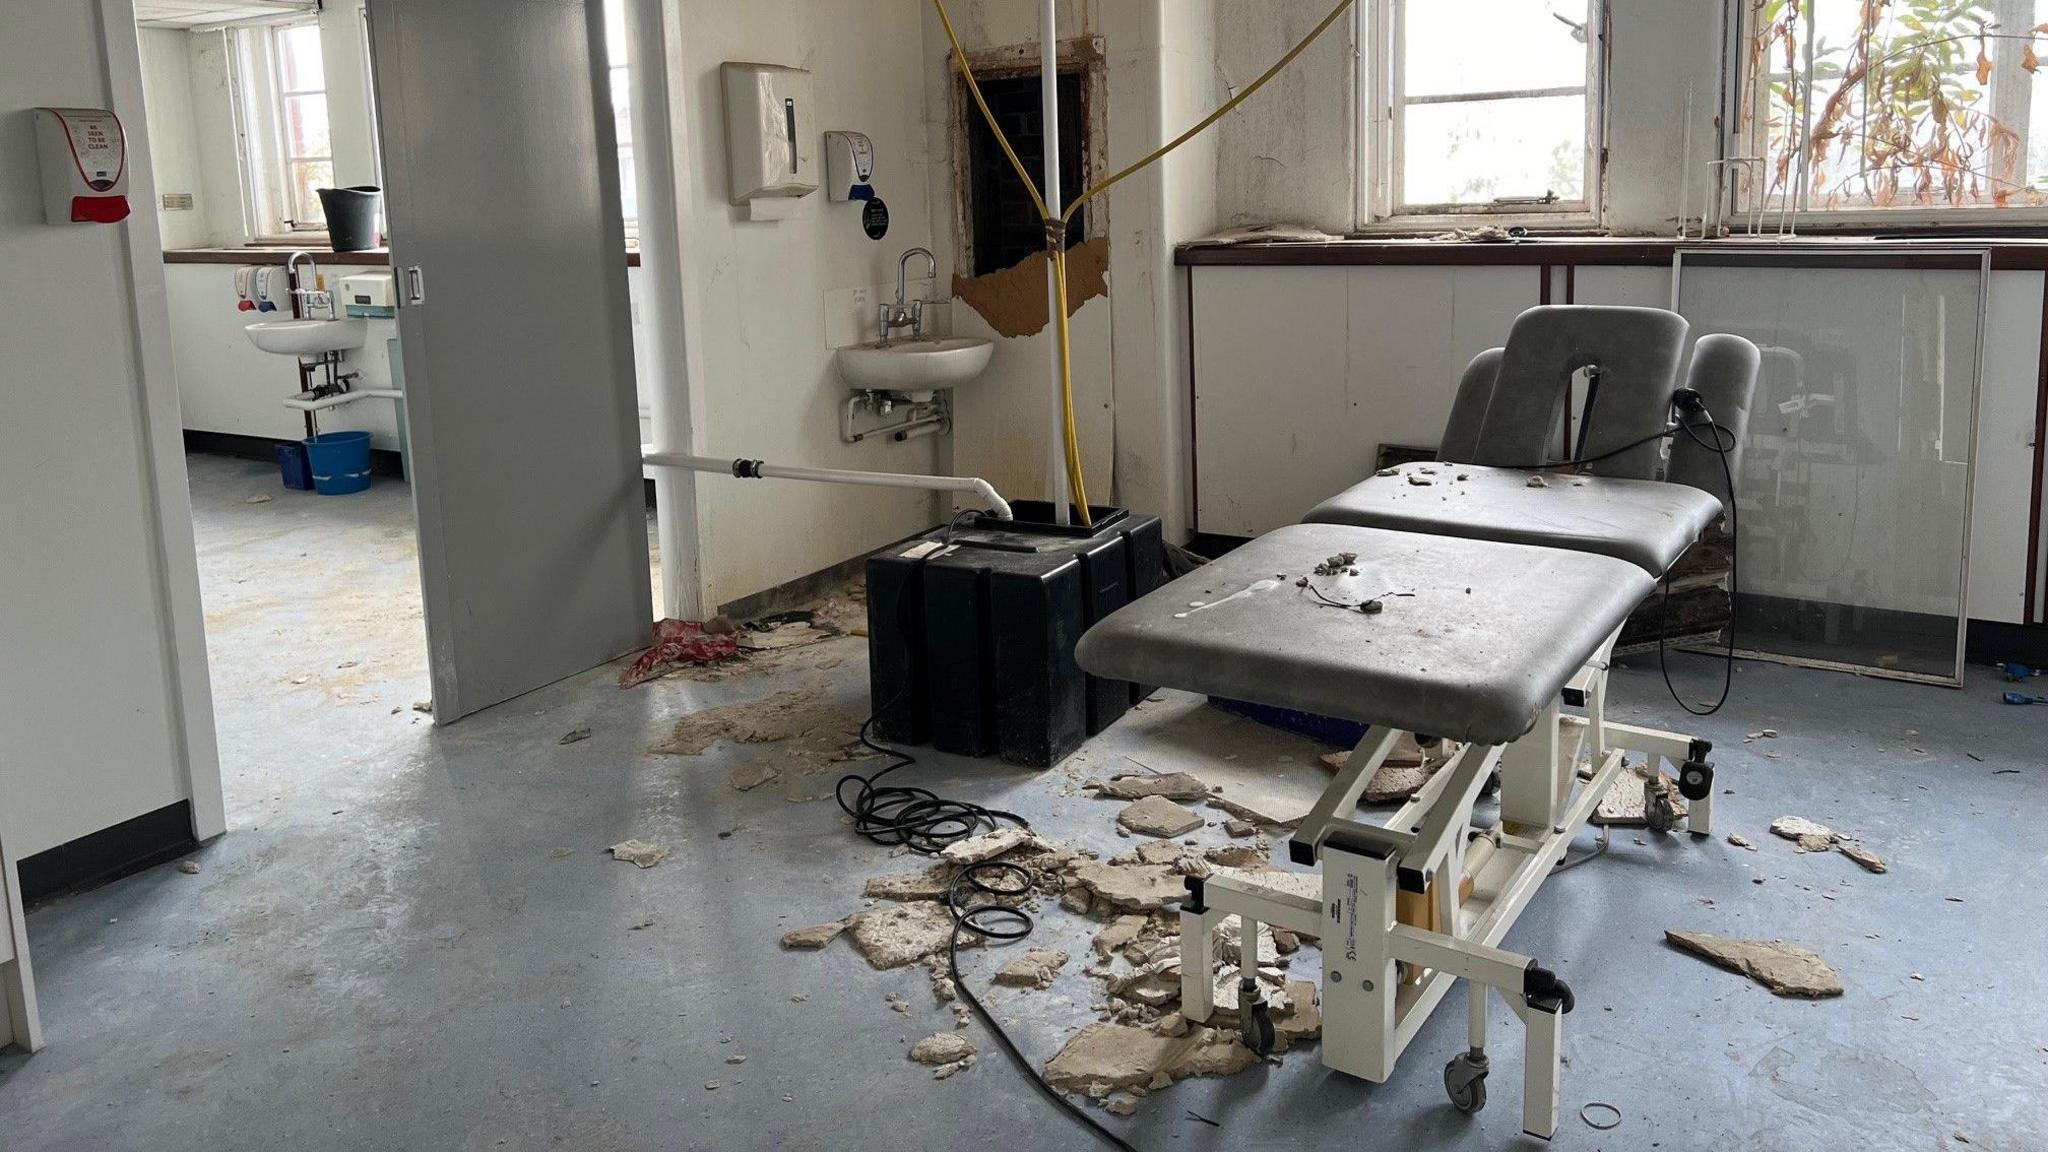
13,453 -> 2048,1151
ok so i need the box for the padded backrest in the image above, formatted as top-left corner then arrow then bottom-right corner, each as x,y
1461,305 -> 1690,478
1667,333 -> 1761,513
1438,347 -> 1503,463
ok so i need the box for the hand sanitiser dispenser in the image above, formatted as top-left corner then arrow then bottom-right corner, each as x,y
721,62 -> 817,221
824,131 -> 875,201
34,108 -> 130,224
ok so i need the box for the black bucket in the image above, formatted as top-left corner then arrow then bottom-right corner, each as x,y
317,185 -> 382,251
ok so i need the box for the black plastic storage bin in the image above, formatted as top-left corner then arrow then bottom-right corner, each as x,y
864,503 -> 1165,768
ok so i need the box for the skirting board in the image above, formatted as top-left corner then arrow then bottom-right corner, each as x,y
17,801 -> 197,907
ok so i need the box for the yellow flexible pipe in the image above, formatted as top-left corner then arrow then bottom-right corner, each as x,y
933,0 -> 1358,528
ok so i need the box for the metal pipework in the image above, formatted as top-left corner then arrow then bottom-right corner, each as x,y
641,448 -> 1012,520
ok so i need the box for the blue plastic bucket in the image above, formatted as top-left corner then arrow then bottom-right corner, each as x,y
304,431 -> 373,495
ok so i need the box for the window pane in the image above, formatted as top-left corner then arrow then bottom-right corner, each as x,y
1750,0 -> 2048,211
284,92 -> 331,159
610,67 -> 632,147
1403,95 -> 1585,206
291,160 -> 334,225
1403,0 -> 1588,97
604,0 -> 628,68
277,23 -> 324,92
617,147 -> 638,223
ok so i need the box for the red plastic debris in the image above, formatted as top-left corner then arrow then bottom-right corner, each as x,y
619,618 -> 740,687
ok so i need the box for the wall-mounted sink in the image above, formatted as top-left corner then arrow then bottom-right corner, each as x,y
836,337 -> 993,394
245,318 -> 367,357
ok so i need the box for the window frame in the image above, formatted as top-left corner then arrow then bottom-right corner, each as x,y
229,16 -> 332,240
1359,0 -> 1610,230
1730,0 -> 2048,230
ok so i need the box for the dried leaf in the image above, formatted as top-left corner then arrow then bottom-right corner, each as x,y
2024,44 -> 2039,73
1977,51 -> 1992,85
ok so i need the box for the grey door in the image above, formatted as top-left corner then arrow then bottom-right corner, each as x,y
367,0 -> 649,721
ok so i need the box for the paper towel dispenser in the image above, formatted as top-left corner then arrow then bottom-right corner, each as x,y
721,62 -> 817,220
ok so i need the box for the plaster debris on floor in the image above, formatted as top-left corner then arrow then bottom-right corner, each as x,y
1663,929 -> 1844,998
1115,795 -> 1205,837
1594,763 -> 1687,826
650,681 -> 871,772
1084,770 -> 1210,801
1769,814 -> 1838,852
994,949 -> 1071,990
607,838 -> 672,869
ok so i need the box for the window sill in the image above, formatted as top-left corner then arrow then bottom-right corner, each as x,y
1175,233 -> 2048,270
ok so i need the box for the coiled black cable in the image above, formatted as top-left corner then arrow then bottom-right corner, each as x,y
834,527 -> 1141,1152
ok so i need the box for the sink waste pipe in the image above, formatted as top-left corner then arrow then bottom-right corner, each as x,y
640,449 -> 1012,520
933,0 -> 1356,527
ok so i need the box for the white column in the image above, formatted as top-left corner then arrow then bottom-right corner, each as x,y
630,0 -> 707,618
1039,0 -> 1069,523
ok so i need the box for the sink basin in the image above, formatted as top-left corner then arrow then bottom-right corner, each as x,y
245,318 -> 367,356
836,337 -> 993,393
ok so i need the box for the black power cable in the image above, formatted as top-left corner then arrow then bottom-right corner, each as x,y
834,540 -> 1141,1152
1656,410 -> 1740,716
1490,403 -> 1743,716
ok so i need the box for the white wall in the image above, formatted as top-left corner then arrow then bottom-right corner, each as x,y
163,262 -> 405,448
2,0 -> 220,856
673,0 -> 948,609
137,27 -> 209,248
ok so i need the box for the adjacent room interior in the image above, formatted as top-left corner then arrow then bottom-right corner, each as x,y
5,1 -> 2047,1150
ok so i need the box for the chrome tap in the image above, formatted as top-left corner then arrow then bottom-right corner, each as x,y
285,250 -> 333,320
878,246 -> 938,346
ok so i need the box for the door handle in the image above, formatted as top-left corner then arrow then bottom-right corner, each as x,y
403,265 -> 426,306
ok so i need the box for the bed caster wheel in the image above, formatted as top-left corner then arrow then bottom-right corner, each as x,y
1646,790 -> 1677,834
1677,759 -> 1713,801
1240,993 -> 1276,1057
1444,1051 -> 1489,1114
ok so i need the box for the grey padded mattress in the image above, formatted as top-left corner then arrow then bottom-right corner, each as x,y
1302,462 -> 1721,576
1074,523 -> 1654,746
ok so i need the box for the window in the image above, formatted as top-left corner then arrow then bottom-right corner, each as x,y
964,71 -> 1087,276
1739,0 -> 2048,220
233,19 -> 332,235
603,0 -> 637,237
1363,0 -> 1604,223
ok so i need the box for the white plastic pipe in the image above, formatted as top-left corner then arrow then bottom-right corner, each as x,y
1040,0 -> 1069,526
641,449 -> 1013,520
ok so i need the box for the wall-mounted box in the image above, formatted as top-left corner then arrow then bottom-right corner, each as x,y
721,62 -> 817,220
34,108 -> 130,224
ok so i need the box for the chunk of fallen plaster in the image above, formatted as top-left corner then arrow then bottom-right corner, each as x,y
779,919 -> 848,950
1044,1022 -> 1256,1096
1769,815 -> 1838,853
931,1054 -> 976,1080
1726,832 -> 1757,851
1088,772 -> 1210,801
1205,794 -> 1305,830
1838,842 -> 1887,874
995,948 -> 1070,989
1117,796 -> 1205,838
726,762 -> 780,791
1223,819 -> 1255,838
1204,844 -> 1269,870
940,827 -> 1033,865
863,864 -> 953,901
1664,929 -> 1843,998
1104,1096 -> 1139,1116
608,839 -> 672,868
1525,474 -> 1549,488
1406,473 -> 1433,486
1093,915 -> 1149,959
848,902 -> 978,969
1071,861 -> 1185,911
1364,760 -> 1439,804
909,1032 -> 978,1066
